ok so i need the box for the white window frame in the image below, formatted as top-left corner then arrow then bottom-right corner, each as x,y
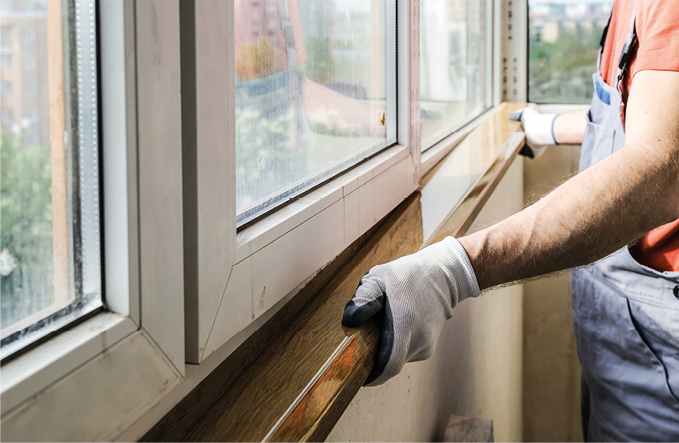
419,0 -> 496,154
185,0 -> 501,364
1,1 -> 185,441
184,0 -> 422,363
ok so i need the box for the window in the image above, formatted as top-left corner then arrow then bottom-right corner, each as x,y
1,80 -> 10,95
25,27 -> 35,44
27,106 -> 37,122
1,26 -> 10,46
25,53 -> 36,69
234,0 -> 396,225
26,79 -> 36,95
1,107 -> 13,124
1,54 -> 10,68
1,0 -> 101,360
1,0 -> 501,437
27,132 -> 38,146
420,0 -> 493,149
528,0 -> 611,103
187,0 -> 497,365
1,0 -> 11,13
0,1 -> 186,438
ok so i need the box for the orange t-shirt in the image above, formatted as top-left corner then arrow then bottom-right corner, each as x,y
599,0 -> 679,272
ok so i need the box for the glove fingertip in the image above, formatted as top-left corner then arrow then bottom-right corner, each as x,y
342,296 -> 382,328
343,272 -> 384,328
519,144 -> 535,158
363,297 -> 395,386
341,300 -> 364,327
508,110 -> 523,121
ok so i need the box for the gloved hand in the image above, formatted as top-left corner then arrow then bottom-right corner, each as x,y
342,237 -> 480,386
509,105 -> 559,158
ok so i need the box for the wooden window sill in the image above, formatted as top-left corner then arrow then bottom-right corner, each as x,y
142,102 -> 526,442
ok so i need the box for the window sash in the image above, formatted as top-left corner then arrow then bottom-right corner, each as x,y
420,0 -> 495,152
0,0 -> 103,361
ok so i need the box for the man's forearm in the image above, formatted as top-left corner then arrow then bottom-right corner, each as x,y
553,109 -> 587,145
460,71 -> 679,290
459,140 -> 679,290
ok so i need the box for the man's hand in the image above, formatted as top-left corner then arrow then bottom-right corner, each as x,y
510,105 -> 559,158
510,106 -> 588,157
342,237 -> 480,386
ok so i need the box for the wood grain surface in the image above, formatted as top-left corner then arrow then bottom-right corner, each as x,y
141,103 -> 525,442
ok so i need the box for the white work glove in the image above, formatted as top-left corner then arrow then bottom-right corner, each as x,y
509,105 -> 559,158
342,237 -> 480,386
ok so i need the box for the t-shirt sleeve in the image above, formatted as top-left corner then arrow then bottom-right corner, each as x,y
634,0 -> 679,75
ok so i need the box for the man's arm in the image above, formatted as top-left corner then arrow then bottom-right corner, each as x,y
460,70 -> 679,290
515,107 -> 586,157
342,71 -> 679,386
553,109 -> 587,145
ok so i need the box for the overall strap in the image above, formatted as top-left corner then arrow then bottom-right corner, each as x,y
597,7 -> 613,74
616,1 -> 638,94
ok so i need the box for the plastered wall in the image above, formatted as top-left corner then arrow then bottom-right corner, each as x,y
327,157 -> 525,442
522,145 -> 583,442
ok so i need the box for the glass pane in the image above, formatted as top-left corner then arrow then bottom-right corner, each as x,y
420,0 -> 492,151
1,0 -> 102,359
235,0 -> 396,225
529,1 -> 611,103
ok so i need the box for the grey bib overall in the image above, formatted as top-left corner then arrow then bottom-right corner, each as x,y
571,4 -> 679,440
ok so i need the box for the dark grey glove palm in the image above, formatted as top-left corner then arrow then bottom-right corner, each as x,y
342,237 -> 480,386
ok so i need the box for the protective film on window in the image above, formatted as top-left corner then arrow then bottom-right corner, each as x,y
1,0 -> 102,360
234,0 -> 397,226
528,1 -> 611,103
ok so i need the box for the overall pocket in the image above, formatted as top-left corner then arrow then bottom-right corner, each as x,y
626,298 -> 679,406
579,110 -> 616,172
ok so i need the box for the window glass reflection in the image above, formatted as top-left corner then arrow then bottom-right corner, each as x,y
420,0 -> 492,150
235,0 -> 396,225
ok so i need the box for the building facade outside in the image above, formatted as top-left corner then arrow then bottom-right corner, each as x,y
1,0 -> 50,147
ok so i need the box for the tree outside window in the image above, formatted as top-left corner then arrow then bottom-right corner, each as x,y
528,1 -> 611,103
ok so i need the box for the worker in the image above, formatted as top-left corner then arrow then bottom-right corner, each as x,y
343,0 -> 679,440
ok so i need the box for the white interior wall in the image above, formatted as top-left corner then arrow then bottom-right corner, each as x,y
327,156 -> 525,442
521,145 -> 583,442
